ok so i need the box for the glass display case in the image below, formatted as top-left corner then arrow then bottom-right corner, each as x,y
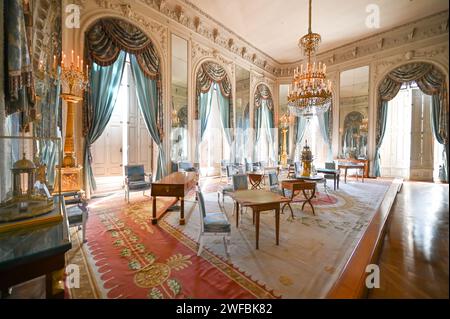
0,136 -> 62,233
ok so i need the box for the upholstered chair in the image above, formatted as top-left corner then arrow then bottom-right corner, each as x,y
124,165 -> 152,202
197,190 -> 231,256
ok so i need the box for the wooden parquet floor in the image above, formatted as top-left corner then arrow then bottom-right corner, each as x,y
368,181 -> 449,298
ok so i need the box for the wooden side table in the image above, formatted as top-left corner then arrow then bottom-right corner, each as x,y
281,180 -> 317,216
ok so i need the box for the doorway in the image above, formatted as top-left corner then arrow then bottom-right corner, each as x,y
91,55 -> 154,193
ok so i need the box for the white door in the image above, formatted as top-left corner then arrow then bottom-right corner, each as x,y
91,101 -> 124,177
127,67 -> 153,175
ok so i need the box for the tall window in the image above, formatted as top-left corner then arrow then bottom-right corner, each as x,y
255,109 -> 274,164
200,84 -> 229,176
379,87 -> 412,178
295,117 -> 328,168
380,82 -> 434,181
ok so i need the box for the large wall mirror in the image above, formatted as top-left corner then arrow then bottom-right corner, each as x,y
235,65 -> 250,163
339,66 -> 369,159
170,34 -> 188,169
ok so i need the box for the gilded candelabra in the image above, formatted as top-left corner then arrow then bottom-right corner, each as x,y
58,50 -> 89,167
53,51 -> 89,193
279,113 -> 290,166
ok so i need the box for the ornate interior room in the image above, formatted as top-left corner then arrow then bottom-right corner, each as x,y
0,0 -> 448,300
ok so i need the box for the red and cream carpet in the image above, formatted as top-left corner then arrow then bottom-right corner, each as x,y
67,177 -> 392,298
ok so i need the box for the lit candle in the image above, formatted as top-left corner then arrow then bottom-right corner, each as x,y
81,59 -> 83,72
86,64 -> 89,75
71,50 -> 74,64
77,55 -> 80,68
323,64 -> 326,74
62,53 -> 66,67
300,64 -> 303,73
318,62 -> 322,72
53,55 -> 56,69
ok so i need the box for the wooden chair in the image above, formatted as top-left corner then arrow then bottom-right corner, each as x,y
248,173 -> 263,190
197,190 -> 231,256
65,193 -> 89,243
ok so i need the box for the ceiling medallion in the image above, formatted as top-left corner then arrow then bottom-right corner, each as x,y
288,0 -> 332,118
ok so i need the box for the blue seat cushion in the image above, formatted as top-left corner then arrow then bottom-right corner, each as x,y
128,181 -> 151,190
203,213 -> 231,233
67,205 -> 86,225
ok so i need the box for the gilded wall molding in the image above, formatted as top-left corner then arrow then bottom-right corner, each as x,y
134,0 -> 277,75
191,42 -> 234,78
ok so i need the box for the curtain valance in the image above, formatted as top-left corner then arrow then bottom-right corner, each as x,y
85,18 -> 160,80
254,84 -> 274,110
376,62 -> 447,144
196,62 -> 232,98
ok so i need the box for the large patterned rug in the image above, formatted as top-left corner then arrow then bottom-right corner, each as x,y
66,178 -> 392,298
67,193 -> 278,299
164,179 -> 393,298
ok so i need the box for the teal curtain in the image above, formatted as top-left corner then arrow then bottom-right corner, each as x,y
130,54 -> 166,180
253,103 -> 274,162
373,101 -> 389,176
431,95 -> 448,182
253,107 -> 263,160
262,102 -> 275,162
84,51 -> 126,191
318,108 -> 333,161
36,67 -> 61,186
292,117 -> 308,160
4,0 -> 35,120
199,85 -> 214,140
217,86 -> 233,160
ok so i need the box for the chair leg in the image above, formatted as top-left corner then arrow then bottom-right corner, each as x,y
223,236 -> 229,255
197,236 -> 204,256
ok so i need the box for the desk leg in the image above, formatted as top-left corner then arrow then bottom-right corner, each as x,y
255,210 -> 260,250
151,196 -> 158,225
275,206 -> 280,246
334,175 -> 336,190
179,197 -> 185,225
345,169 -> 348,183
337,174 -> 340,189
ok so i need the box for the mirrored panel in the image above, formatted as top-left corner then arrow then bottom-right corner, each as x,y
235,65 -> 250,163
339,66 -> 369,159
170,34 -> 188,169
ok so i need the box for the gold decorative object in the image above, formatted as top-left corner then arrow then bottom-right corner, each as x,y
279,113 -> 291,166
288,0 -> 332,118
57,50 -> 89,168
0,152 -> 54,226
301,140 -> 313,177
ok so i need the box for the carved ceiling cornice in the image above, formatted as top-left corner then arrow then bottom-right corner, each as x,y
276,10 -> 449,77
82,1 -> 447,81
133,0 -> 278,76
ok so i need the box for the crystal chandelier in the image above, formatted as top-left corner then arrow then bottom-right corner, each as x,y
288,0 -> 332,118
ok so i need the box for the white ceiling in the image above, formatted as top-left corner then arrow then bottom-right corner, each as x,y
189,0 -> 449,63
